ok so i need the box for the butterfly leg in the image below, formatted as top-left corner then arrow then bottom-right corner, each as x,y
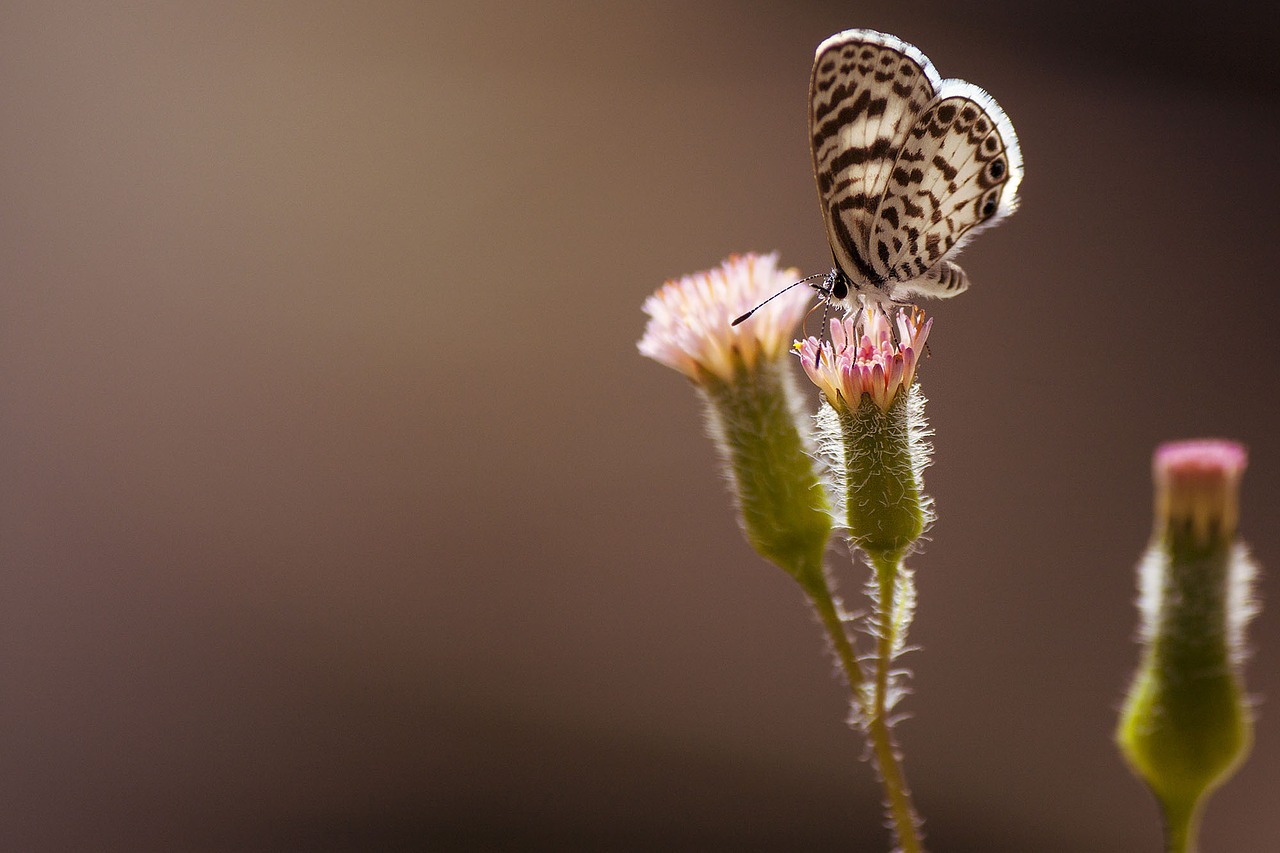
806,272 -> 844,367
814,298 -> 831,368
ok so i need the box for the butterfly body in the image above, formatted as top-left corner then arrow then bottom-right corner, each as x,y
809,29 -> 1022,310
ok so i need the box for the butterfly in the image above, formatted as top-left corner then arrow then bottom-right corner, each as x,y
809,29 -> 1023,309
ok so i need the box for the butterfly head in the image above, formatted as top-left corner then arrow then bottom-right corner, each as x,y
816,265 -> 900,314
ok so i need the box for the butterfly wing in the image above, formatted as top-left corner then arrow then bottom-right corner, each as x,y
911,258 -> 970,297
810,30 -> 941,290
871,81 -> 1023,296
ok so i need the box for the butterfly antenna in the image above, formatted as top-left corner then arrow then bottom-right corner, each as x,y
731,273 -> 826,326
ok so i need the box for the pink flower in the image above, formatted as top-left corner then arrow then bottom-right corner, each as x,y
797,306 -> 932,411
638,253 -> 809,382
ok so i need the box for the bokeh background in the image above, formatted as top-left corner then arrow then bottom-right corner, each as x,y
3,1 -> 1279,850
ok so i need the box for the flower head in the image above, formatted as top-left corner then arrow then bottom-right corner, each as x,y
797,306 -> 932,411
804,304 -> 933,562
1154,440 -> 1247,548
638,253 -> 809,383
637,253 -> 832,579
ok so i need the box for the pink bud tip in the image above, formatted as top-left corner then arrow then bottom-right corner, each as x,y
1154,440 -> 1247,479
1153,439 -> 1247,546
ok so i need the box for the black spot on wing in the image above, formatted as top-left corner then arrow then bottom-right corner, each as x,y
930,154 -> 958,182
892,166 -> 925,187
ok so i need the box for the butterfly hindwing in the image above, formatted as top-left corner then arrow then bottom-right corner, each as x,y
901,259 -> 970,299
809,30 -> 940,289
872,84 -> 1022,291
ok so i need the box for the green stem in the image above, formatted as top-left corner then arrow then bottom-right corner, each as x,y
797,555 -> 922,853
1161,796 -> 1199,853
797,560 -> 863,698
867,552 -> 922,853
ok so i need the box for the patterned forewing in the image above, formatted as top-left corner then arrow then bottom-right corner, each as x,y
872,95 -> 1015,281
810,35 -> 936,286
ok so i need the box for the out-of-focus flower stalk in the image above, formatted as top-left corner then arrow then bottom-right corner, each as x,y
1117,440 -> 1258,853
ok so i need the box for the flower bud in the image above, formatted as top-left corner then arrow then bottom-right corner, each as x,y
699,362 -> 832,574
1117,440 -> 1258,853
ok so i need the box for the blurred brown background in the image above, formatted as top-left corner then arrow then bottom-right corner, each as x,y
3,1 -> 1279,850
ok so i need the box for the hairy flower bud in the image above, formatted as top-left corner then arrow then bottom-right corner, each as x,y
1117,440 -> 1258,853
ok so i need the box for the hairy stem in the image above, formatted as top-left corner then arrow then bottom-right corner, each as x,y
868,552 -> 922,853
797,560 -> 864,698
798,555 -> 922,853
